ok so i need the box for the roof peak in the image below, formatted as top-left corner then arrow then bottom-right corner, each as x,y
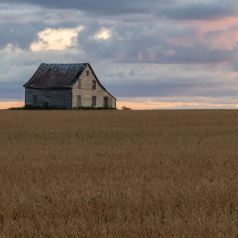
41,63 -> 89,65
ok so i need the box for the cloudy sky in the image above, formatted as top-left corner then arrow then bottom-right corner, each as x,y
1,0 -> 238,109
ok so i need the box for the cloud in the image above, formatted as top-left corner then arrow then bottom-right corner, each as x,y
76,23 -> 234,64
0,0 -> 237,20
0,100 -> 24,109
0,22 -> 42,49
160,2 -> 237,20
94,62 -> 238,98
0,0 -> 167,15
4,96 -> 238,110
117,96 -> 238,110
30,27 -> 84,51
0,43 -> 87,100
94,28 -> 112,40
1,0 -> 238,109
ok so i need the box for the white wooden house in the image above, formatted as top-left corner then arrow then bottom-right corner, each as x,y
23,63 -> 117,109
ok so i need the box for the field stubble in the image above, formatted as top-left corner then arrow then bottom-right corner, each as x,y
0,110 -> 238,237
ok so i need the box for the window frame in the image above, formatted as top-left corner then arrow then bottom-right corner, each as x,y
92,80 -> 96,90
33,95 -> 38,105
92,96 -> 97,107
77,95 -> 81,108
78,79 -> 81,89
103,96 -> 108,108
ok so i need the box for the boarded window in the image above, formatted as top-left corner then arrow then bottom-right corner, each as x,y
78,79 -> 81,89
52,95 -> 58,105
92,96 -> 97,107
104,97 -> 108,108
92,80 -> 96,89
57,96 -> 66,106
77,95 -> 81,108
33,95 -> 38,105
44,101 -> 49,108
86,70 -> 89,76
44,96 -> 51,108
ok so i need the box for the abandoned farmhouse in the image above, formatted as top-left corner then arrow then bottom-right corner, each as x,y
23,63 -> 117,109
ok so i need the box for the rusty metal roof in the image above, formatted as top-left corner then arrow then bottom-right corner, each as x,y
23,63 -> 87,89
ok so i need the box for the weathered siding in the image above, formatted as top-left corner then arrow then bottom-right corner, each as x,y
110,97 -> 116,108
72,65 -> 116,108
24,63 -> 116,109
25,89 -> 72,109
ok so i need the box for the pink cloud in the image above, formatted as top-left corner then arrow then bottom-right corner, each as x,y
168,17 -> 238,51
184,17 -> 238,32
2,99 -> 238,110
117,97 -> 238,110
117,100 -> 196,110
0,101 -> 24,109
206,29 -> 238,50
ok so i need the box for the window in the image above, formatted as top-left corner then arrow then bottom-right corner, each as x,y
25,93 -> 32,103
44,101 -> 49,108
92,80 -> 96,90
44,96 -> 51,108
57,95 -> 66,106
92,96 -> 97,107
33,95 -> 38,105
103,97 -> 108,108
86,70 -> 89,76
78,79 -> 81,89
77,95 -> 81,108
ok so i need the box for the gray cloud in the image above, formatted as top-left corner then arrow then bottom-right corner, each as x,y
0,0 -> 237,20
106,72 -> 238,98
0,82 -> 24,100
0,0 -> 164,15
106,77 -> 238,98
159,2 -> 238,20
77,23 -> 234,64
1,0 -> 238,104
0,23 -> 44,49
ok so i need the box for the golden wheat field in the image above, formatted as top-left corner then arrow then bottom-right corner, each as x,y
1,110 -> 238,237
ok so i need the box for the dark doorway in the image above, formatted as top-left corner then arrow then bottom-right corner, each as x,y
44,102 -> 49,108
33,95 -> 38,106
104,97 -> 108,108
92,96 -> 97,107
77,95 -> 81,108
